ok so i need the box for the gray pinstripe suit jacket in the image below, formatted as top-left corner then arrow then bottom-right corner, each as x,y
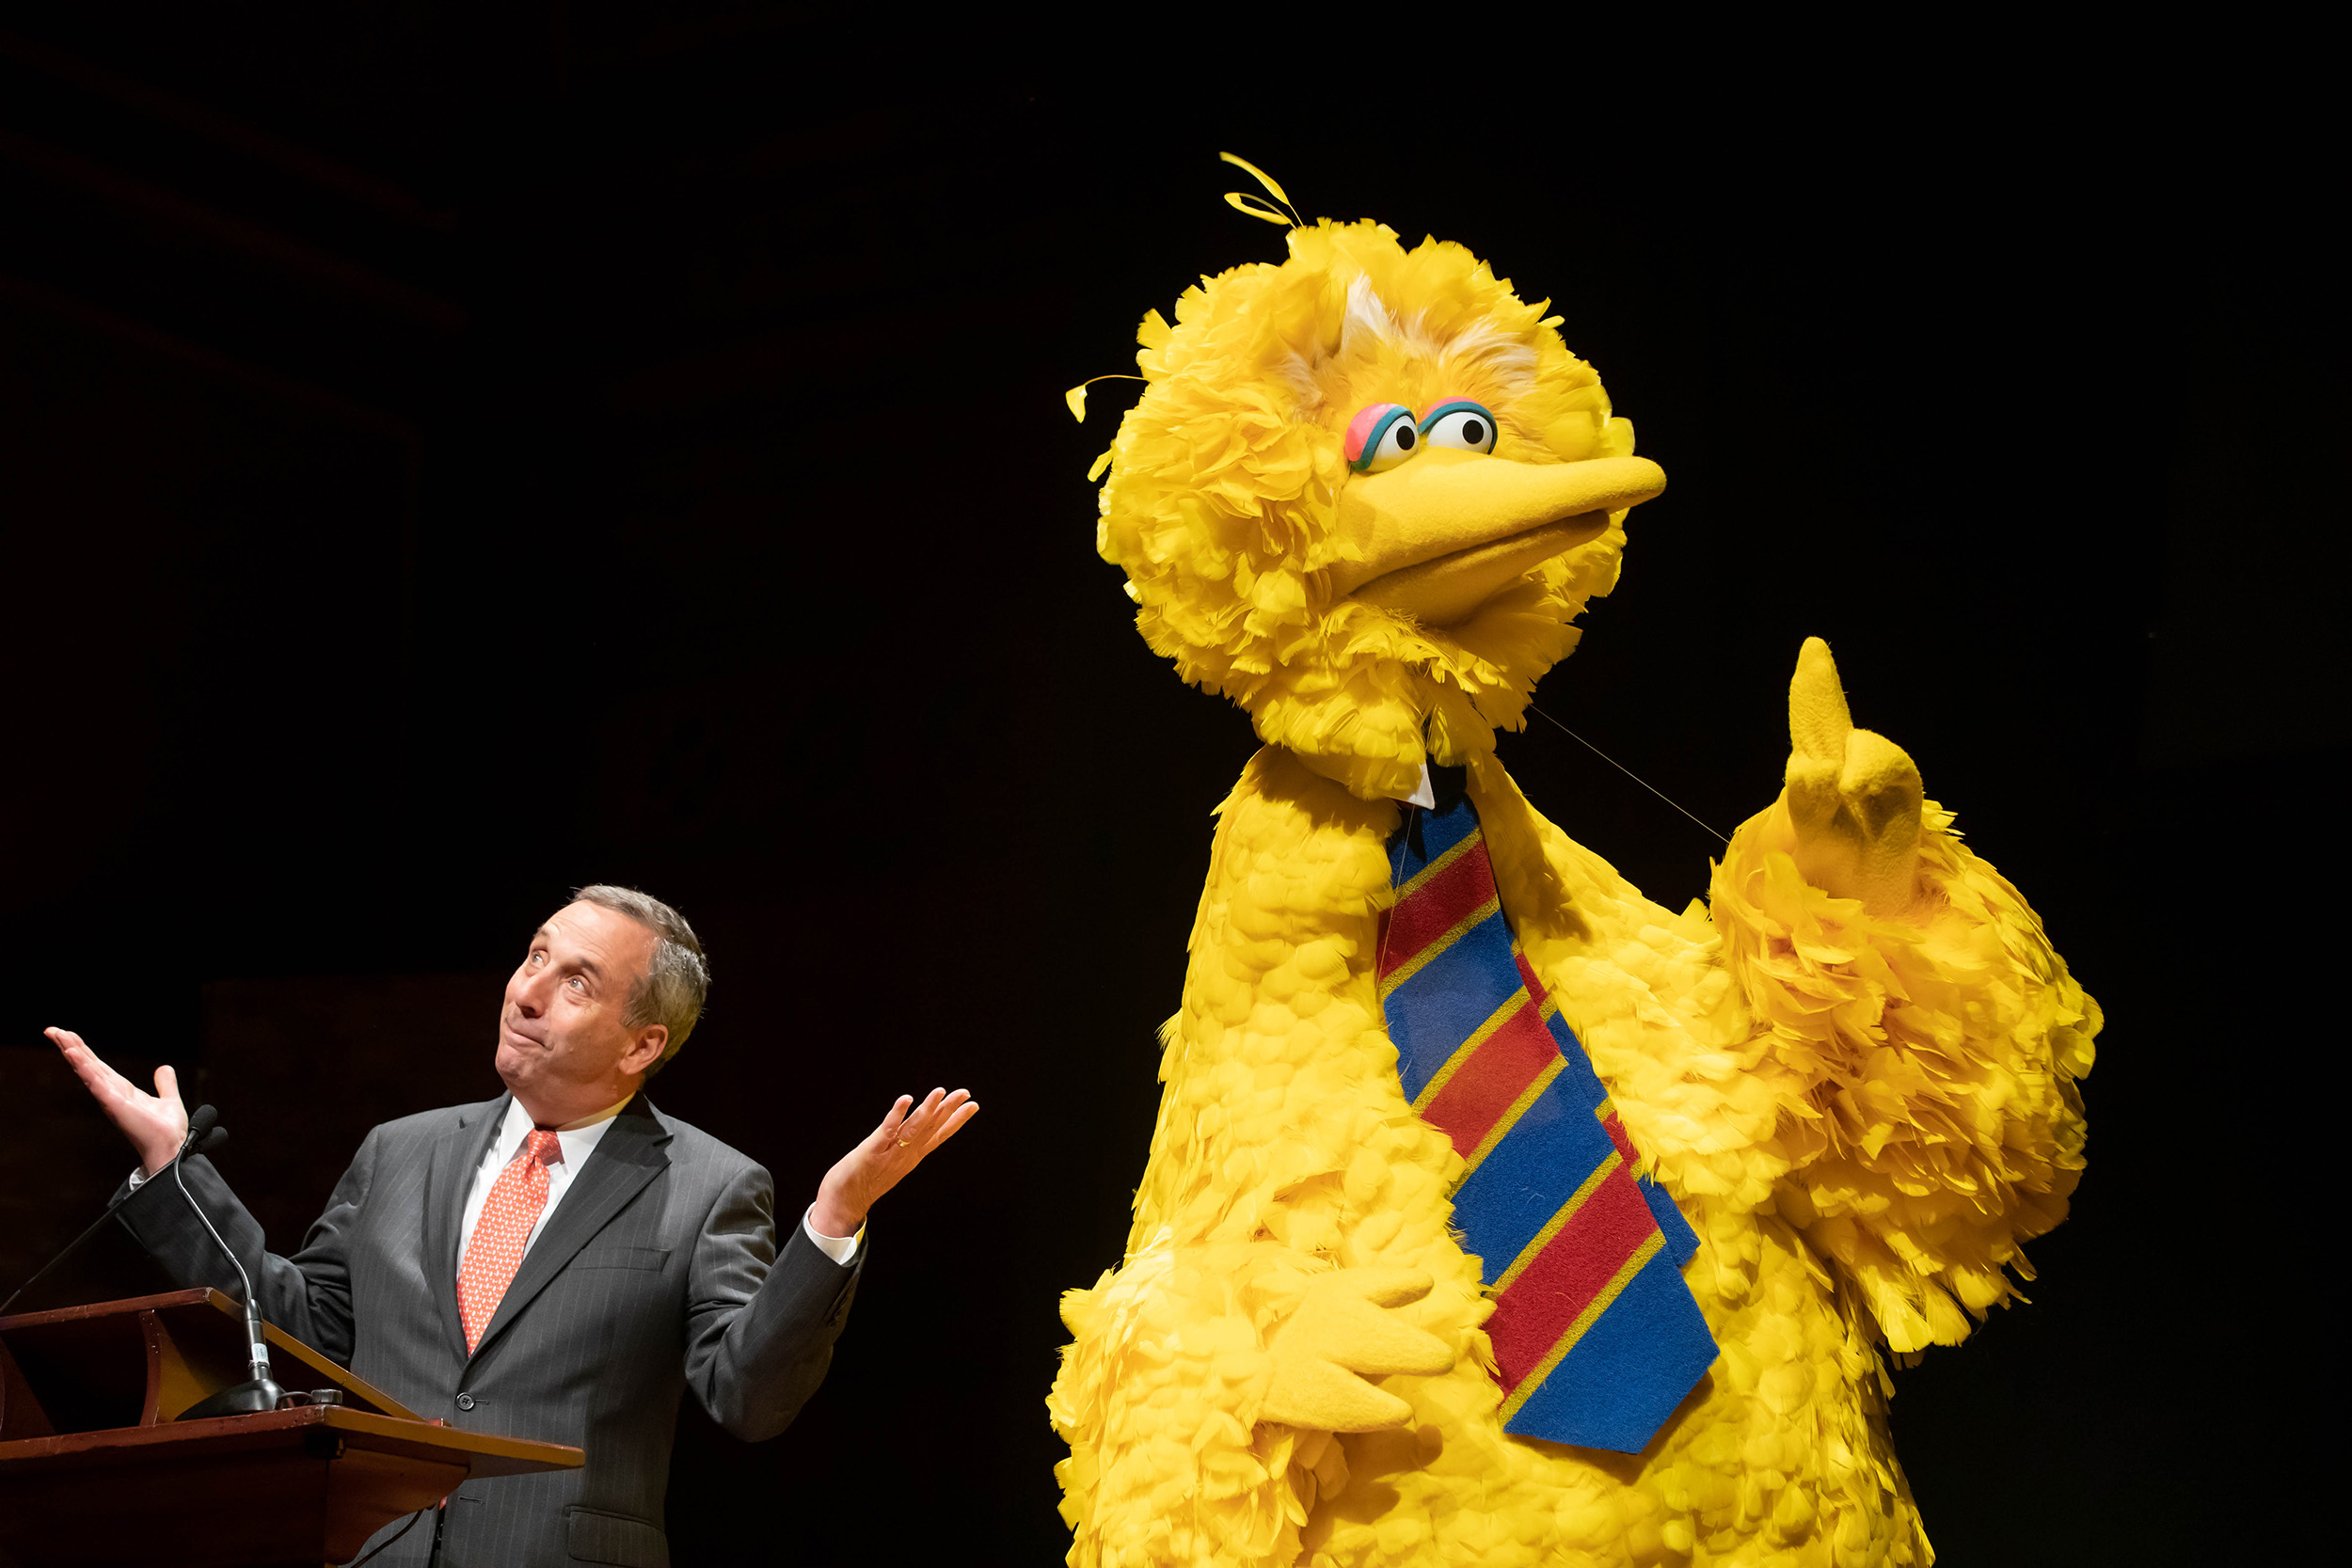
114,1091 -> 862,1567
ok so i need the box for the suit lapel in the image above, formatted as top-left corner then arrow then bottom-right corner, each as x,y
469,1094 -> 672,1364
423,1094 -> 510,1360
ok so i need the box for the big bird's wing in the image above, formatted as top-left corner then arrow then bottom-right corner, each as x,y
1471,651 -> 2098,1359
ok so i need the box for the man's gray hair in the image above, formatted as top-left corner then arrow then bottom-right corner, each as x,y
572,884 -> 708,1073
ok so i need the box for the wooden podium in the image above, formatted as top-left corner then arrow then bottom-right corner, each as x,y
0,1290 -> 582,1567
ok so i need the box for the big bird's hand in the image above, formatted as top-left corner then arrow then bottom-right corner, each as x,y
1260,1267 -> 1455,1432
1785,637 -> 1924,916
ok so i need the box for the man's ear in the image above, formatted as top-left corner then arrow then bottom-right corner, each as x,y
620,1024 -> 669,1080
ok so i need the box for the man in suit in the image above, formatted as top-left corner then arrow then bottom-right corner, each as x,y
45,884 -> 977,1567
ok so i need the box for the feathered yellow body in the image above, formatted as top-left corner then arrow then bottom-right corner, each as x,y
1053,218 -> 2097,1566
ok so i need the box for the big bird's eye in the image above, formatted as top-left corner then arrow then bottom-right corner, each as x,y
1343,403 -> 1419,473
1418,399 -> 1500,454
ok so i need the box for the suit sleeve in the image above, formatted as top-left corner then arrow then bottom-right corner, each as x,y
112,1129 -> 375,1367
682,1160 -> 863,1442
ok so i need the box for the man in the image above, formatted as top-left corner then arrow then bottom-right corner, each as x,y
45,884 -> 976,1567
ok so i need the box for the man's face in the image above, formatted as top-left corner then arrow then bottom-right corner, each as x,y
497,901 -> 663,1115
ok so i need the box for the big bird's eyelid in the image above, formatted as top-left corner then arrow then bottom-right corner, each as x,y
1417,398 -> 1495,432
1344,403 -> 1419,474
1418,398 -> 1502,455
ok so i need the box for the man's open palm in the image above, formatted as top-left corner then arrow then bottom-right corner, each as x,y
47,1027 -> 188,1176
812,1087 -> 977,1238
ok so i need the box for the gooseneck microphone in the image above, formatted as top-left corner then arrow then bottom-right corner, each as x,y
1,1103 -> 283,1416
167,1106 -> 288,1420
0,1104 -> 230,1316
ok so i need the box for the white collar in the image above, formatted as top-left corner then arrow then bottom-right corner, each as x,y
1398,762 -> 1437,809
491,1092 -> 633,1169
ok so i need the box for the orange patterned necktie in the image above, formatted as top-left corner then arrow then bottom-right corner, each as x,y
457,1129 -> 562,1354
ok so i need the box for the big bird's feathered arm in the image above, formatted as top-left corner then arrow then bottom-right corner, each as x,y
1476,639 -> 2097,1361
1709,639 -> 2100,1354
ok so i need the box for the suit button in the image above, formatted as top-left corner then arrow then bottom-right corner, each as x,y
455,1392 -> 475,1411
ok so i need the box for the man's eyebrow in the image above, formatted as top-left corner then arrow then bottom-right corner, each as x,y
530,929 -> 602,980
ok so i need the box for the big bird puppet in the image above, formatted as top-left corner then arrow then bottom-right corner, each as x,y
1050,163 -> 2099,1568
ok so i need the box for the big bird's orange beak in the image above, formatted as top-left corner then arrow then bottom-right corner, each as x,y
1327,450 -> 1666,626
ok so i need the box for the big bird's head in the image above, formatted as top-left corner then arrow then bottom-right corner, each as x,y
1090,215 -> 1664,801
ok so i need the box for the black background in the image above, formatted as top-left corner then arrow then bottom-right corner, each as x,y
0,9 -> 2335,1564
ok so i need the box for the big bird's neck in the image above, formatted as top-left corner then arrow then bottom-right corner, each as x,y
1124,743 -> 1729,1260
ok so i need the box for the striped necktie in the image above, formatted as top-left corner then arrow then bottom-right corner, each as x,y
458,1130 -> 563,1354
1378,768 -> 1718,1452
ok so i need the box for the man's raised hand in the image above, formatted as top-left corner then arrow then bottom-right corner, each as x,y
46,1027 -> 189,1177
810,1087 -> 977,1240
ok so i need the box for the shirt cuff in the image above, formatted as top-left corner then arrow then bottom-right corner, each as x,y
802,1206 -> 863,1265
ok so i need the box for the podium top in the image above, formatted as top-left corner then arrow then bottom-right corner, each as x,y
0,1287 -> 414,1427
0,1397 -> 583,1477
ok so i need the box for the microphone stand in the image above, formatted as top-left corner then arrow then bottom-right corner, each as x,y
3,1104 -> 283,1416
166,1108 -> 287,1419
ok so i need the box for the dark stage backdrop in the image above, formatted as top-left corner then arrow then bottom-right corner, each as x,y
0,12 -> 2333,1565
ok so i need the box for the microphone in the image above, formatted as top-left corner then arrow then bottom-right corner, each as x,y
168,1106 -> 286,1419
0,1103 -> 227,1316
183,1103 -> 222,1152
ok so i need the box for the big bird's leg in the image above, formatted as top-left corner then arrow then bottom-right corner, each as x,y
1711,638 -> 2100,1356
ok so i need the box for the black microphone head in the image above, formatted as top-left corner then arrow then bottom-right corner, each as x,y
198,1126 -> 230,1154
186,1104 -> 219,1139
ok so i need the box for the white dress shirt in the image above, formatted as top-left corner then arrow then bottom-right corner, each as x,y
456,1095 -> 863,1270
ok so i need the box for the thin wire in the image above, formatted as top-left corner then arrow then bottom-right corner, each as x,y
1,1197 -> 124,1314
343,1507 -> 427,1566
1374,806 -> 1415,978
1525,703 -> 1729,846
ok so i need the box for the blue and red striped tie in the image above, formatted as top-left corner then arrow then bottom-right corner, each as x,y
1379,769 -> 1717,1452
